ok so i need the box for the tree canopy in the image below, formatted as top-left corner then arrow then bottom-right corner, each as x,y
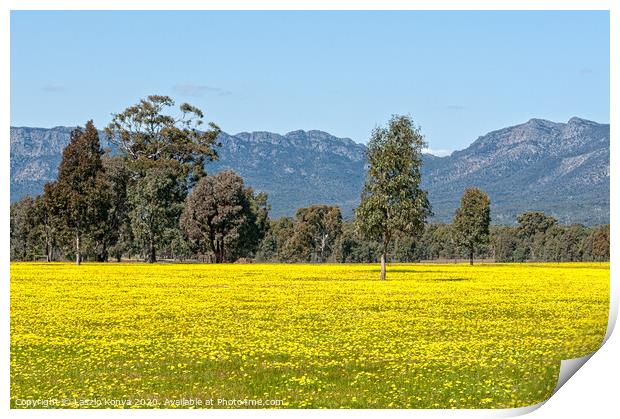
355,115 -> 431,279
53,121 -> 109,265
452,188 -> 491,265
180,170 -> 269,263
104,95 -> 221,182
103,95 -> 223,262
289,205 -> 343,262
129,162 -> 187,263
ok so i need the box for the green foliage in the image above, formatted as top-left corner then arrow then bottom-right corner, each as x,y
513,211 -> 558,260
290,205 -> 343,262
10,187 -> 610,265
256,217 -> 296,262
38,183 -> 66,261
581,225 -> 610,261
412,223 -> 459,260
10,197 -> 41,260
51,121 -> 110,264
128,162 -> 187,263
329,222 -> 378,263
257,206 -> 344,263
104,95 -> 221,182
493,226 -> 519,262
101,155 -> 133,261
103,95 -> 223,262
160,228 -> 194,262
517,212 -> 557,238
356,115 -> 431,246
453,188 -> 491,264
180,170 -> 268,263
355,115 -> 431,278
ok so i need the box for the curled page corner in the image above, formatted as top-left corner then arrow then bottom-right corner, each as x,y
489,353 -> 596,418
553,353 -> 594,394
604,268 -> 618,342
491,400 -> 546,417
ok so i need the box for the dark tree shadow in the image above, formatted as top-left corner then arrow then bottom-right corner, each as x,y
433,277 -> 470,282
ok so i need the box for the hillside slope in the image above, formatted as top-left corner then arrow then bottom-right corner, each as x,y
10,117 -> 609,224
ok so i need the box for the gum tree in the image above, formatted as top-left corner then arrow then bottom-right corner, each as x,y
105,95 -> 221,262
54,121 -> 109,265
355,115 -> 431,280
180,170 -> 268,263
453,188 -> 491,265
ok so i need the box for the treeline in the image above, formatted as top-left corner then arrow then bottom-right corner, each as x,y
10,95 -> 268,264
254,209 -> 609,263
9,97 -> 610,265
11,191 -> 609,264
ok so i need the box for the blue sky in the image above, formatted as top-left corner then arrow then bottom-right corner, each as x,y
11,10 -> 609,154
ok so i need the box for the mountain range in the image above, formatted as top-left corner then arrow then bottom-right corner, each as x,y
10,117 -> 609,225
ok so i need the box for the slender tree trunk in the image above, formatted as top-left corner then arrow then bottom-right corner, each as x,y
148,238 -> 156,263
99,241 -> 108,262
45,229 -> 52,262
469,247 -> 474,266
75,233 -> 81,265
380,253 -> 386,280
213,241 -> 222,263
320,234 -> 328,262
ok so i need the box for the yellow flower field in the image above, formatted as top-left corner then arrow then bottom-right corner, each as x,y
10,262 -> 609,409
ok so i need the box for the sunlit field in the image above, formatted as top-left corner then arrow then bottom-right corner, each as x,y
10,262 -> 609,409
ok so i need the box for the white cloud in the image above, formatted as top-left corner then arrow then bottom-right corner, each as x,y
423,148 -> 453,157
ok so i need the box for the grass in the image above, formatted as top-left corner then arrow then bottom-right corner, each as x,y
10,262 -> 609,408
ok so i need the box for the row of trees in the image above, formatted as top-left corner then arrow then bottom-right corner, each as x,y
255,209 -> 609,264
10,96 -> 268,264
10,100 -> 610,279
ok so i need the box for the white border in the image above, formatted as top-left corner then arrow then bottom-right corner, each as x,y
2,1 -> 617,418
1,0 -> 616,11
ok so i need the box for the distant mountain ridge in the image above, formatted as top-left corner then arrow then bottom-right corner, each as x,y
10,117 -> 609,225
422,117 -> 609,224
210,130 -> 367,217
